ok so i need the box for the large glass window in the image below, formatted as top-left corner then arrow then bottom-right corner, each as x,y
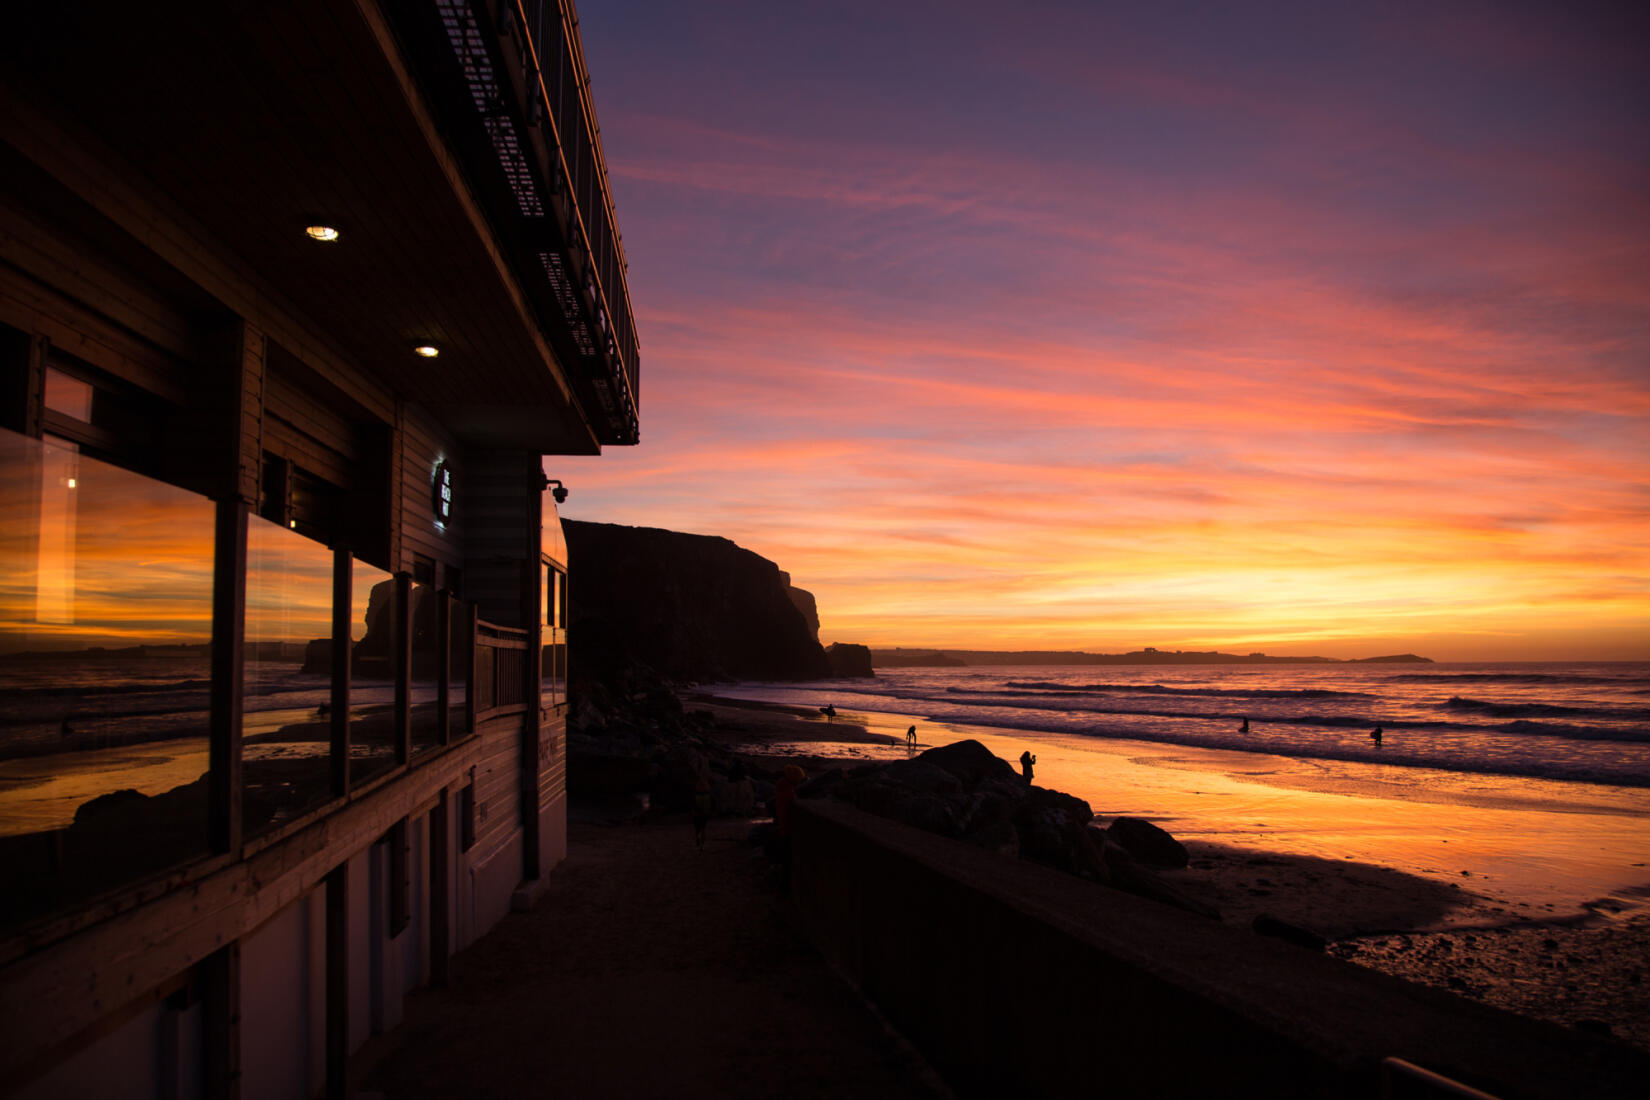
410,581 -> 444,754
541,562 -> 566,709
350,562 -> 399,784
243,516 -> 336,834
0,428 -> 214,928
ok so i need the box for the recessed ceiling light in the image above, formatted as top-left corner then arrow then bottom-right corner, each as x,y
413,345 -> 440,358
305,225 -> 341,242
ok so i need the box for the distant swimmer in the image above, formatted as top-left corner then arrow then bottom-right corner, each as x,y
906,724 -> 917,747
1019,750 -> 1037,782
819,704 -> 837,721
1370,726 -> 1384,744
1239,717 -> 1250,733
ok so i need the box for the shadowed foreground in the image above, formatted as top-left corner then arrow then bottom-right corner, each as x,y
352,816 -> 948,1099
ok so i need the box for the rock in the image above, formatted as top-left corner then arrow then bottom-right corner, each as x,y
855,780 -> 965,837
824,642 -> 875,678
650,744 -> 710,811
1252,913 -> 1327,951
798,767 -> 849,800
916,740 -> 1019,787
1107,816 -> 1190,870
1012,787 -> 1094,875
962,818 -> 1019,857
710,775 -> 755,815
73,787 -> 147,824
877,760 -> 963,798
567,752 -> 654,796
1088,827 -> 1219,917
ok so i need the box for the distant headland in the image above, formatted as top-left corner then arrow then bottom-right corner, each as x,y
870,648 -> 1433,668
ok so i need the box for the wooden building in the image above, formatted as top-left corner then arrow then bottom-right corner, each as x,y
0,1 -> 637,1095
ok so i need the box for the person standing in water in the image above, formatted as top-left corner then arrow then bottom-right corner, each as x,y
1019,750 -> 1036,782
1370,726 -> 1384,744
1239,717 -> 1250,733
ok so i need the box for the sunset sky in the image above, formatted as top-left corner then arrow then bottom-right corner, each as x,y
554,0 -> 1649,661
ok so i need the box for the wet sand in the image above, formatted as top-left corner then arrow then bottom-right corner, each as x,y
690,693 -> 1650,1051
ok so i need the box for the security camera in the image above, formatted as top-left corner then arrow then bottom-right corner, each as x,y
543,477 -> 569,504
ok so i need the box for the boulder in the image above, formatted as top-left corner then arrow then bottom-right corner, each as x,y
710,775 -> 756,815
568,752 -> 654,796
1092,828 -> 1219,919
1107,816 -> 1190,870
650,744 -> 710,811
855,780 -> 965,837
916,740 -> 1018,787
878,759 -> 964,798
1012,786 -> 1095,874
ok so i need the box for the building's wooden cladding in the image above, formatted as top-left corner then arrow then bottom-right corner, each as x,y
461,451 -> 542,629
470,712 -> 524,871
400,402 -> 464,577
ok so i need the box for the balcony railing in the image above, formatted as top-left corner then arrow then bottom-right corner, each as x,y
411,0 -> 640,445
473,618 -> 531,721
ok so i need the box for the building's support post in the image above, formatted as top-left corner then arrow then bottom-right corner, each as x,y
429,789 -> 450,985
202,943 -> 241,1100
325,864 -> 349,1100
331,549 -> 352,797
465,604 -> 479,735
437,591 -> 452,745
210,499 -> 248,857
520,459 -> 544,881
209,319 -> 261,857
0,328 -> 47,437
395,571 -> 412,765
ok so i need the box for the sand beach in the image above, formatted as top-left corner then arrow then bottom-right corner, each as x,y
689,694 -> 1650,1053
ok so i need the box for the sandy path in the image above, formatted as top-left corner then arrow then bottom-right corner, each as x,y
353,816 -> 948,1099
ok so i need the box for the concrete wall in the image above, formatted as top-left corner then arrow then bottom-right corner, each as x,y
790,800 -> 1648,1100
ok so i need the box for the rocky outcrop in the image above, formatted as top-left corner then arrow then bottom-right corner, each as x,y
1106,816 -> 1189,869
781,573 -> 821,641
824,642 -> 874,678
803,740 -> 1216,919
564,520 -> 831,683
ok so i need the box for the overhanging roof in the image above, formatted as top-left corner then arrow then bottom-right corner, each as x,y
3,0 -> 638,453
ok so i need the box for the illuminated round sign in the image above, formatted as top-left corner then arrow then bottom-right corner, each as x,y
432,461 -> 453,526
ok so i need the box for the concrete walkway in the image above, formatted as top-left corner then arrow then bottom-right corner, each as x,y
351,815 -> 949,1099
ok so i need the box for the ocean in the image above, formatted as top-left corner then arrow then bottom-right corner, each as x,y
712,661 -> 1650,919
714,661 -> 1650,789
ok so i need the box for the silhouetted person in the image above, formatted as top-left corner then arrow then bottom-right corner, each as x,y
1370,726 -> 1383,745
1019,750 -> 1036,782
906,724 -> 917,746
692,777 -> 713,850
1239,717 -> 1249,733
819,704 -> 837,721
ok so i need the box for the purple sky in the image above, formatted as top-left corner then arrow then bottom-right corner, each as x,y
552,0 -> 1650,660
